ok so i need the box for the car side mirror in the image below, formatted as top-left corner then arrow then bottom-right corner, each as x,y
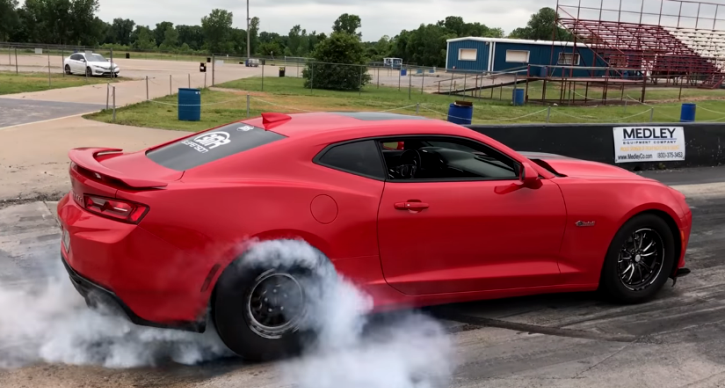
520,162 -> 542,189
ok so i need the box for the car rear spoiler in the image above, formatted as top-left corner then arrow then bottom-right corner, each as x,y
68,147 -> 169,189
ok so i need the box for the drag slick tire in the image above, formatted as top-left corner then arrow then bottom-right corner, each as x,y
600,214 -> 675,304
212,261 -> 313,362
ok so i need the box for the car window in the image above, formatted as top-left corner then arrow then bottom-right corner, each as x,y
316,140 -> 386,180
145,122 -> 287,171
71,54 -> 81,60
378,136 -> 519,181
87,54 -> 105,62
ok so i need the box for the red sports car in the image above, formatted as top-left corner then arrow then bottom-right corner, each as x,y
58,111 -> 692,361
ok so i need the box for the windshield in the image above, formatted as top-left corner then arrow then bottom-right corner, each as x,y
87,54 -> 106,62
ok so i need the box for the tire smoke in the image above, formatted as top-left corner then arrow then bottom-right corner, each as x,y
0,238 -> 455,388
243,239 -> 456,388
0,260 -> 232,369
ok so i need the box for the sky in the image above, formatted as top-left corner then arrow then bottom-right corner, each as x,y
96,0 -> 544,41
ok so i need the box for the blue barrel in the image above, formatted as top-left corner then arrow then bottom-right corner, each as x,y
680,103 -> 696,122
539,66 -> 547,78
400,68 -> 407,76
447,102 -> 473,125
512,88 -> 525,106
178,88 -> 201,121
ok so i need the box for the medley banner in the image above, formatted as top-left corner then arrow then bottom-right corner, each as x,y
613,126 -> 685,163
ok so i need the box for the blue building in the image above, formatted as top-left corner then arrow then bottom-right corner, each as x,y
445,37 -> 609,77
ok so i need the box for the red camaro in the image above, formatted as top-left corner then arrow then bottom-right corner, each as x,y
58,111 -> 692,361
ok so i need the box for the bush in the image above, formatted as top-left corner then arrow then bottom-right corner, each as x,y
302,32 -> 372,91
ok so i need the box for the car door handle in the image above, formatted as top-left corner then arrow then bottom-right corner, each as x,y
394,201 -> 429,211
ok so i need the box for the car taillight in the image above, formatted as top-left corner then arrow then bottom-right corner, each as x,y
82,195 -> 149,224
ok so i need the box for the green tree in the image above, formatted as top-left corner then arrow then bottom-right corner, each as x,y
249,16 -> 260,55
132,25 -> 156,50
201,9 -> 233,54
176,25 -> 204,50
332,13 -> 362,38
508,7 -> 572,41
153,21 -> 173,46
303,32 -> 371,91
0,0 -> 19,41
70,0 -> 102,45
160,25 -> 179,50
108,18 -> 135,45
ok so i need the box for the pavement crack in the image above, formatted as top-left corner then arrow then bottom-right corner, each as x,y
435,309 -> 649,344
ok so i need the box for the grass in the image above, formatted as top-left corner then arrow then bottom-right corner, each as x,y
85,76 -> 725,132
0,71 -> 127,95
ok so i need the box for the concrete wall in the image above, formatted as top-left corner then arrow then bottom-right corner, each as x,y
467,123 -> 725,170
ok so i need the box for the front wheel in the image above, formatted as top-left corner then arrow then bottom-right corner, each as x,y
600,214 -> 675,304
86,67 -> 92,77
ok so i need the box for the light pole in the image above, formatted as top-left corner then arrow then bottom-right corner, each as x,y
246,0 -> 251,60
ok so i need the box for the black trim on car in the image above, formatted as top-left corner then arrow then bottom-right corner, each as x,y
61,253 -> 206,333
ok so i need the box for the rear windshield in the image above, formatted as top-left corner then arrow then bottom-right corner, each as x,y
146,122 -> 286,171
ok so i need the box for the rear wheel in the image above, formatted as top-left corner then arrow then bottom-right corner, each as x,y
213,261 -> 313,362
600,214 -> 675,303
64,65 -> 72,75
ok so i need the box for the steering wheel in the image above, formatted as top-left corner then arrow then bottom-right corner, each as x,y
396,149 -> 422,179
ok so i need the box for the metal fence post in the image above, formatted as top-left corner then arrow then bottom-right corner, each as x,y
416,103 -> 420,115
188,73 -> 191,88
106,83 -> 110,109
205,72 -> 207,88
112,86 -> 116,123
310,62 -> 314,93
398,67 -> 401,91
262,64 -> 264,91
169,75 -> 172,95
247,94 -> 250,118
377,66 -> 380,89
109,48 -> 114,80
650,107 -> 654,122
546,106 -> 551,123
408,68 -> 412,100
421,70 -> 425,94
60,49 -> 64,76
15,48 -> 18,74
212,54 -> 215,86
47,52 -> 51,87
359,66 -> 363,96
146,76 -> 149,100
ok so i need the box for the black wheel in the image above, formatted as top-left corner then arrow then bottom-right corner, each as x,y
212,254 -> 320,362
86,67 -> 92,77
64,65 -> 72,75
600,214 -> 675,303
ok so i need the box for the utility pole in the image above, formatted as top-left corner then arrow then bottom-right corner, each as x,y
246,0 -> 251,61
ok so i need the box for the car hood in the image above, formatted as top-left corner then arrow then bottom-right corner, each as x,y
87,61 -> 119,68
519,151 -> 649,181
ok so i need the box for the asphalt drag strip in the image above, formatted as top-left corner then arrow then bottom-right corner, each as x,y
0,166 -> 724,388
0,98 -> 104,129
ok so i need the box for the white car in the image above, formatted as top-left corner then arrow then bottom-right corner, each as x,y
64,52 -> 120,77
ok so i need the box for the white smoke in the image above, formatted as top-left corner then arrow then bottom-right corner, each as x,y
242,239 -> 456,388
0,260 -> 232,369
0,238 -> 455,388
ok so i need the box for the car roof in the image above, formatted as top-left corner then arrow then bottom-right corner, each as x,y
241,111 -> 473,140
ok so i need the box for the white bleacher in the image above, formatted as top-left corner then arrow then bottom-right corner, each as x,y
663,27 -> 725,69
